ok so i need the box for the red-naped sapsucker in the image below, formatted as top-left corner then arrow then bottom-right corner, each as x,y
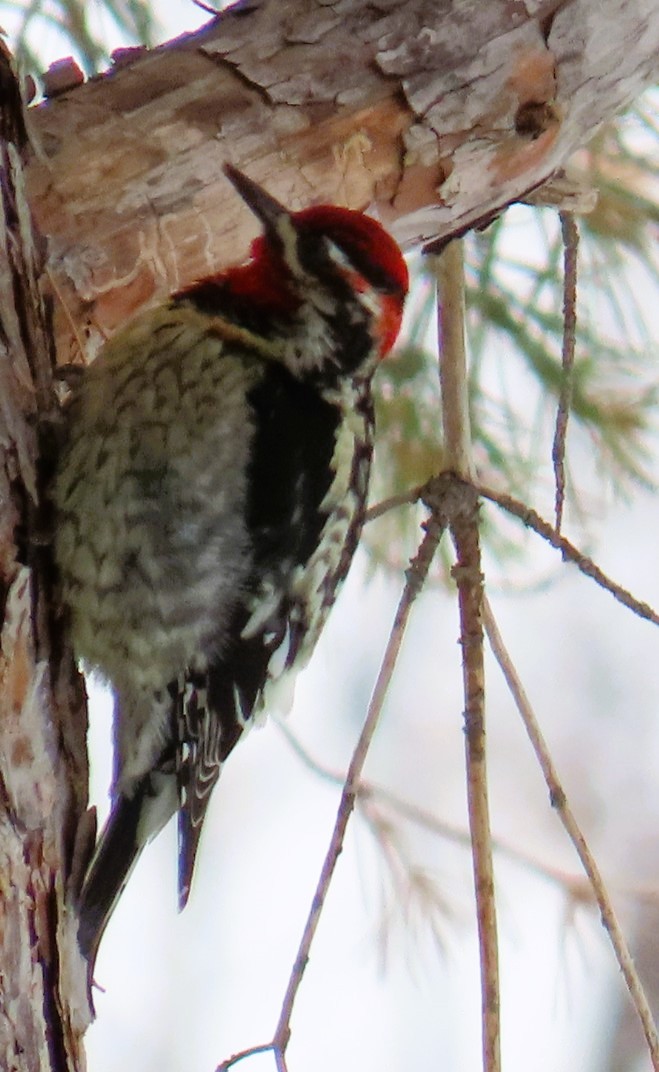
54,165 -> 408,968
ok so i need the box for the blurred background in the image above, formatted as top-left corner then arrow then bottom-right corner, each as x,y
3,3 -> 659,1069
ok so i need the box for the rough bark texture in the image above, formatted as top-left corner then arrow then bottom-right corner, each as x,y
0,43 -> 90,1072
25,0 -> 658,364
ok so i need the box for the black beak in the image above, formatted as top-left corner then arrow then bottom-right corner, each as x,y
223,164 -> 289,231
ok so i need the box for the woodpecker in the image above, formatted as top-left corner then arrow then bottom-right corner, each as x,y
54,165 -> 408,969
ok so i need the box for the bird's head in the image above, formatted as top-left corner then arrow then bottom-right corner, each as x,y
223,164 -> 408,360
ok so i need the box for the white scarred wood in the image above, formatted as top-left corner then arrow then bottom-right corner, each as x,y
24,0 -> 658,363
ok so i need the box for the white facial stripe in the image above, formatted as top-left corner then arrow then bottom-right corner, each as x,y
277,214 -> 305,277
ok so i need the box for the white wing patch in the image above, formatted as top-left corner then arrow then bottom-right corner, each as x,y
250,379 -> 372,721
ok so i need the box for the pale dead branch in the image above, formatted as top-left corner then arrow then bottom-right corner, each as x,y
433,240 -> 500,1072
552,211 -> 579,532
483,597 -> 659,1069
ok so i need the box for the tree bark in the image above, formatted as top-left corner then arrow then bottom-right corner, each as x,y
24,0 -> 658,363
0,42 -> 90,1072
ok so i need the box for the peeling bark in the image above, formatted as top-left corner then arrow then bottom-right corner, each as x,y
24,0 -> 658,362
0,43 -> 90,1072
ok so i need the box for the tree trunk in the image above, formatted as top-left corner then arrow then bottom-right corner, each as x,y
0,42 -> 90,1072
0,0 -> 657,1068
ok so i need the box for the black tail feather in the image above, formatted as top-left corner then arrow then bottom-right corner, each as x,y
77,788 -> 147,969
178,802 -> 207,912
